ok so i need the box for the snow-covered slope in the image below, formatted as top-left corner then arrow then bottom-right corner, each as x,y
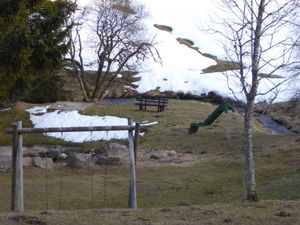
77,0 -> 298,102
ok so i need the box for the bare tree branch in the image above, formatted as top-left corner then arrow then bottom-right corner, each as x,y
66,0 -> 161,102
204,0 -> 300,202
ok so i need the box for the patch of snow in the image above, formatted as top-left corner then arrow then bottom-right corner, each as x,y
26,106 -> 148,143
0,107 -> 11,112
124,85 -> 134,90
27,105 -> 50,115
141,121 -> 159,127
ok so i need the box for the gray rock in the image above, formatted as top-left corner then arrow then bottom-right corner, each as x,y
33,157 -> 54,169
39,149 -> 60,161
93,143 -> 128,165
0,156 -> 11,169
66,152 -> 92,168
23,145 -> 58,158
23,151 -> 39,158
23,157 -> 33,167
96,157 -> 122,165
276,210 -> 291,217
149,149 -> 177,160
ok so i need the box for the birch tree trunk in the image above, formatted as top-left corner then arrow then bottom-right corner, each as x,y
243,99 -> 258,201
208,0 -> 300,201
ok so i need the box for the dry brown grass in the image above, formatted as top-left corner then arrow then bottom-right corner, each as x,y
153,24 -> 173,32
0,100 -> 299,225
1,200 -> 299,225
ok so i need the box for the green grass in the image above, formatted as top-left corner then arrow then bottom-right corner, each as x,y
83,100 -> 246,153
0,102 -> 70,146
1,200 -> 299,225
0,99 -> 299,224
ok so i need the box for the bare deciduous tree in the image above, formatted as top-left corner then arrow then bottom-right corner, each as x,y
67,0 -> 159,102
209,0 -> 300,201
68,7 -> 90,102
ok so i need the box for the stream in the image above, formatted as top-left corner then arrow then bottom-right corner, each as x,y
102,97 -> 135,105
256,114 -> 296,136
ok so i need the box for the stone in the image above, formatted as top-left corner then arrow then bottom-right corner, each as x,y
23,157 -> 33,167
33,157 -> 54,169
0,156 -> 11,169
39,149 -> 60,161
24,145 -> 59,158
93,142 -> 129,165
23,151 -> 39,158
149,149 -> 177,160
60,153 -> 68,159
96,157 -> 122,165
66,152 -> 92,168
276,210 -> 291,217
223,218 -> 232,223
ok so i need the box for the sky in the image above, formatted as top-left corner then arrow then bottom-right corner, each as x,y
75,0 -> 299,103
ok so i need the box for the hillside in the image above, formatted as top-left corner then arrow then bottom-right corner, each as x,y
59,70 -> 139,101
72,0 -> 299,103
0,100 -> 299,225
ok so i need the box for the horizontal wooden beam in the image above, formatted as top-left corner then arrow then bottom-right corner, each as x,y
6,125 -> 135,134
5,122 -> 157,134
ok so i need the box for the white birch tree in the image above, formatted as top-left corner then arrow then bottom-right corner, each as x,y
209,0 -> 300,201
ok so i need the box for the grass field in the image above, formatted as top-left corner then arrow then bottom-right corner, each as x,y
0,100 -> 299,224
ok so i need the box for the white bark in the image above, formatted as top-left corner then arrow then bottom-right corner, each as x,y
209,0 -> 300,201
243,99 -> 257,200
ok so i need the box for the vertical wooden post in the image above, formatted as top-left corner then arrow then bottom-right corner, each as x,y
11,123 -> 18,211
11,121 -> 23,212
16,121 -> 23,212
128,119 -> 137,209
133,122 -> 140,166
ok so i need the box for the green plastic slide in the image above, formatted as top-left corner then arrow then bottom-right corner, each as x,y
189,102 -> 235,134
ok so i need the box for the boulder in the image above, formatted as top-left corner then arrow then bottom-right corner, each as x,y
149,149 -> 177,160
39,149 -> 60,161
276,210 -> 291,217
93,143 -> 128,165
66,152 -> 92,168
96,157 -> 122,165
23,145 -> 62,158
23,151 -> 39,158
0,156 -> 11,170
33,157 -> 54,169
23,157 -> 33,167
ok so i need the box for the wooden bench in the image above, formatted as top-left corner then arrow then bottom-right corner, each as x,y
135,95 -> 168,112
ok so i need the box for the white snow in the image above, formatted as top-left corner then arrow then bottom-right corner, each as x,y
26,106 -> 143,143
0,107 -> 11,112
75,0 -> 299,103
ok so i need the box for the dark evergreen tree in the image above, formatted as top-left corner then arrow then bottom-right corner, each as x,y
0,0 -> 75,104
